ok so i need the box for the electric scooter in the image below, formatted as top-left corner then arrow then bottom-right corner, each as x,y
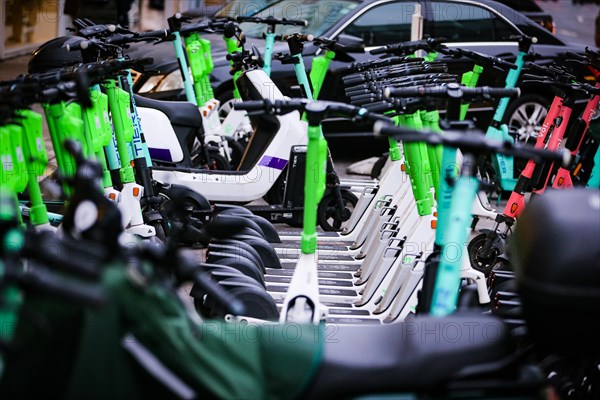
468,63 -> 600,273
222,83 -> 511,323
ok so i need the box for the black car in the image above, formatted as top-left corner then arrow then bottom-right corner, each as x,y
128,0 -> 594,139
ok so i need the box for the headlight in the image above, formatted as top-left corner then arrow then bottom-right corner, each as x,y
156,70 -> 184,92
138,74 -> 164,93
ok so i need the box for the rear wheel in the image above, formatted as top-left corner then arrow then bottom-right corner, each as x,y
193,151 -> 231,171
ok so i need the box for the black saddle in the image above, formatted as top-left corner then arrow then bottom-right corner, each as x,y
304,314 -> 512,398
134,94 -> 202,128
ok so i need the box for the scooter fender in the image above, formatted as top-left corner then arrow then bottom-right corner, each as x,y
143,209 -> 163,224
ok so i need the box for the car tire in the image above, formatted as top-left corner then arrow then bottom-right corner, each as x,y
503,94 -> 551,175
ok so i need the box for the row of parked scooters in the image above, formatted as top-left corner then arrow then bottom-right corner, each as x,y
0,13 -> 599,399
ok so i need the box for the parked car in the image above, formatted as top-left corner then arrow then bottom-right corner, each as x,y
495,0 -> 555,34
128,0 -> 593,140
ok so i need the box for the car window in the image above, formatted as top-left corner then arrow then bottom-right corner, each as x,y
496,0 -> 542,13
237,0 -> 359,38
342,1 -> 419,47
215,0 -> 282,18
427,1 -> 516,42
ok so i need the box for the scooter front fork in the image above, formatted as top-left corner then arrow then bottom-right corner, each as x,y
119,182 -> 156,238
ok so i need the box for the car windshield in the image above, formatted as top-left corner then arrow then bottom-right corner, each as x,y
215,0 -> 282,18
238,0 -> 359,38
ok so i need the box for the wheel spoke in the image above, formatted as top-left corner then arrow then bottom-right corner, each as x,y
530,104 -> 546,124
514,107 -> 530,127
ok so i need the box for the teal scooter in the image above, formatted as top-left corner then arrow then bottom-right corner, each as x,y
235,15 -> 308,77
374,118 -> 568,316
481,34 -> 537,194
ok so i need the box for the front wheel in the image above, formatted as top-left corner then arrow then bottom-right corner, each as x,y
317,189 -> 358,231
467,233 -> 501,276
148,219 -> 167,242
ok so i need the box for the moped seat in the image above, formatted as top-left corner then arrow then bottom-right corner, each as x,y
203,257 -> 265,285
217,206 -> 281,243
214,236 -> 282,269
305,314 -> 511,398
134,94 -> 201,128
208,214 -> 267,240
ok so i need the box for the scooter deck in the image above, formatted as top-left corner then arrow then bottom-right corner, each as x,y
272,242 -> 351,251
265,275 -> 355,287
266,268 -> 355,280
279,262 -> 360,272
278,231 -> 340,237
274,303 -> 383,324
267,284 -> 359,298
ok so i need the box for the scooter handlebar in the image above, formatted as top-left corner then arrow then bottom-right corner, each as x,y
506,34 -> 537,52
135,29 -> 170,39
179,20 -> 218,35
335,56 -> 412,75
234,99 -> 393,123
440,47 -> 517,70
233,99 -> 307,115
7,262 -> 106,308
384,84 -> 520,100
282,33 -> 314,42
370,37 -> 446,55
373,122 -> 570,167
25,231 -> 103,280
236,15 -> 307,27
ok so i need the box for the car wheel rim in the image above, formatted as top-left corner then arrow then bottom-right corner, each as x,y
508,102 -> 548,144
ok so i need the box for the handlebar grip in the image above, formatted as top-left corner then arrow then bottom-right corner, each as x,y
137,29 -> 169,39
233,100 -> 269,111
29,231 -> 102,279
179,21 -> 212,35
236,15 -> 307,26
384,86 -> 444,98
364,101 -> 394,113
370,45 -> 390,55
336,57 -> 408,75
280,18 -> 308,26
479,87 -> 521,98
64,39 -> 90,52
565,51 -> 587,61
20,264 -> 106,307
385,85 -> 520,99
282,33 -> 314,42
365,111 -> 395,124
